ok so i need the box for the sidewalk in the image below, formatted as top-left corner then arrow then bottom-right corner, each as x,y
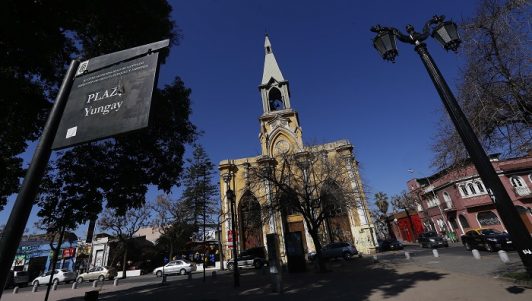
3,257 -> 531,300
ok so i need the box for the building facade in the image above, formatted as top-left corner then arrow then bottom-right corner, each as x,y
219,36 -> 377,263
407,152 -> 532,240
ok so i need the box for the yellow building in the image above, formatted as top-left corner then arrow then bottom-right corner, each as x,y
219,36 -> 377,262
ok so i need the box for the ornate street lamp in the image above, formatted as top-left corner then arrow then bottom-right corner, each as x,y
222,171 -> 240,287
371,15 -> 532,276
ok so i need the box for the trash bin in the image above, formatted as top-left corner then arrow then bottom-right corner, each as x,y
85,290 -> 99,301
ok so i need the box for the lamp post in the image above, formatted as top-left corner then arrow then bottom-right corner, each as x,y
371,15 -> 532,276
222,172 -> 240,287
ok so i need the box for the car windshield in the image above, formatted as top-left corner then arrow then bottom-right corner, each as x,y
480,229 -> 502,235
60,269 -> 69,273
424,232 -> 438,237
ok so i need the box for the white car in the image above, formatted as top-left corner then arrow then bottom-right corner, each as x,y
76,266 -> 117,283
32,269 -> 77,286
153,260 -> 197,277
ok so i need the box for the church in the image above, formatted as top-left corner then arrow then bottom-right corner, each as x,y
219,36 -> 377,263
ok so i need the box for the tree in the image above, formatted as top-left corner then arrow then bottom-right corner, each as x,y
391,191 -> 418,241
432,0 -> 531,169
181,144 -> 219,228
152,194 -> 195,260
99,206 -> 151,279
0,0 -> 181,209
374,192 -> 393,239
247,147 -> 361,272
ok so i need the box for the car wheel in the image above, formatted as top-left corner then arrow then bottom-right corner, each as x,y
179,269 -> 187,275
343,252 -> 352,261
465,242 -> 472,251
227,262 -> 234,271
33,280 -> 39,287
156,271 -> 162,277
98,275 -> 105,282
254,260 -> 263,269
485,243 -> 494,252
52,279 -> 59,285
76,277 -> 83,284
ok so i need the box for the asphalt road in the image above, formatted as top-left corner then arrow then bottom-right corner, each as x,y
375,243 -> 523,278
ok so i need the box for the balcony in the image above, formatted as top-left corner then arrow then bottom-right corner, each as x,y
514,186 -> 531,197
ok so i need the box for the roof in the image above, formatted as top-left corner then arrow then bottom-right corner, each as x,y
261,35 -> 285,85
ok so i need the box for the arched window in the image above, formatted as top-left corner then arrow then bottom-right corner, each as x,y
268,87 -> 284,111
477,211 -> 501,226
510,176 -> 524,187
475,181 -> 485,193
459,214 -> 470,228
468,183 -> 476,194
443,192 -> 453,209
460,185 -> 469,196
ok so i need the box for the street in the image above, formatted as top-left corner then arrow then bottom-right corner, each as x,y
2,244 -> 530,301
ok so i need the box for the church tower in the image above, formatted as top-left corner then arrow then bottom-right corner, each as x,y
258,35 -> 303,157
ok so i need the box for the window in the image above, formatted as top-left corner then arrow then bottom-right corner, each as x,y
475,182 -> 485,192
477,211 -> 501,226
268,88 -> 284,111
510,176 -> 524,187
468,183 -> 476,194
459,214 -> 470,228
443,192 -> 453,208
460,185 -> 469,196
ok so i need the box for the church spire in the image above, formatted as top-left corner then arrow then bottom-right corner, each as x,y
259,35 -> 291,114
261,35 -> 285,86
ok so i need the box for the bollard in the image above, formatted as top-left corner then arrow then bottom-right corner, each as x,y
432,249 -> 439,258
114,278 -> 119,286
72,282 -> 78,289
472,249 -> 481,260
498,250 -> 510,263
32,284 -> 38,292
53,282 -> 58,290
372,255 -> 378,263
211,271 -> 217,279
92,280 -> 99,288
404,251 -> 410,260
187,273 -> 192,280
12,286 -> 19,294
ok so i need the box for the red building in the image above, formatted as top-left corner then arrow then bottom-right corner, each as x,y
388,211 -> 423,242
407,152 -> 532,241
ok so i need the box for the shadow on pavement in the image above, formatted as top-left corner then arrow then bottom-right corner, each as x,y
60,258 -> 446,301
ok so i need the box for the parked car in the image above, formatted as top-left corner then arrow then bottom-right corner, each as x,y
76,267 -> 117,283
153,259 -> 197,277
308,242 -> 359,261
418,231 -> 449,248
4,270 -> 29,289
377,239 -> 404,252
227,247 -> 267,270
32,269 -> 77,286
460,228 -> 512,252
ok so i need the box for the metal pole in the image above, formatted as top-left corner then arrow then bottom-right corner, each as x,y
202,167 -> 206,283
229,189 -> 240,287
414,43 -> 532,276
0,60 -> 80,297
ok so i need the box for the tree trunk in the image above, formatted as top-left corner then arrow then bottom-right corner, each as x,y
308,228 -> 327,272
168,238 -> 174,261
121,241 -> 128,279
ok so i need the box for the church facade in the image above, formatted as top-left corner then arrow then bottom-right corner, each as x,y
219,36 -> 377,262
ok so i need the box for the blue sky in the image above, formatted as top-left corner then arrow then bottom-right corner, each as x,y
1,0 -> 481,237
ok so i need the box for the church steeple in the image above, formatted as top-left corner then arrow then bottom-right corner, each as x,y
259,35 -> 292,114
258,35 -> 302,156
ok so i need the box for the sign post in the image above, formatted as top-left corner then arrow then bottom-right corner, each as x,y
0,40 -> 169,298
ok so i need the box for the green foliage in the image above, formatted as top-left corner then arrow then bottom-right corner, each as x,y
181,144 -> 219,226
0,0 -> 180,210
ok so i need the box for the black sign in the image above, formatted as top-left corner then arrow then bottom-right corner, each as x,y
52,40 -> 169,150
